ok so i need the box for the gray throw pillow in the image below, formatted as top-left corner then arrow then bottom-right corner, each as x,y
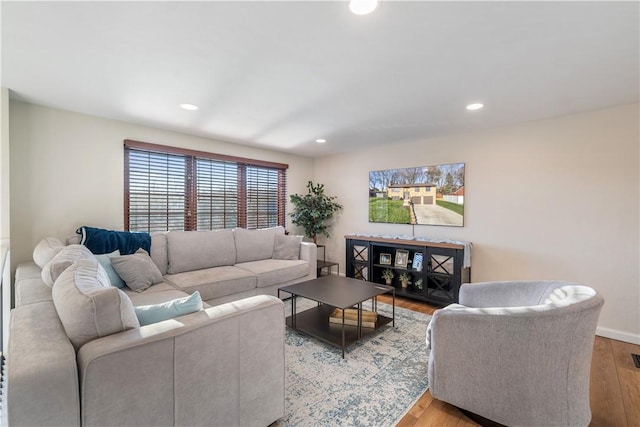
111,248 -> 163,292
273,234 -> 302,260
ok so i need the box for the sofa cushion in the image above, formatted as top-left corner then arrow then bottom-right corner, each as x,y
33,237 -> 65,268
134,291 -> 203,326
235,259 -> 308,288
15,277 -> 53,307
111,248 -> 164,293
167,229 -> 236,274
52,258 -> 139,350
234,226 -> 285,263
164,266 -> 257,301
41,244 -> 95,287
150,232 -> 168,275
273,234 -> 302,260
95,250 -> 126,288
15,261 -> 43,281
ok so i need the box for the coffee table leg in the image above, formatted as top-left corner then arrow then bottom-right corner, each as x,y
392,288 -> 395,327
357,302 -> 362,339
341,310 -> 345,359
292,295 -> 297,329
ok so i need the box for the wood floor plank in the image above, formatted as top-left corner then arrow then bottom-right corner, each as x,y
414,394 -> 468,427
589,336 -> 628,427
610,340 -> 640,426
396,390 -> 434,427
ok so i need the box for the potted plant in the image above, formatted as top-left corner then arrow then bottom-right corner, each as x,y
290,181 -> 343,244
414,278 -> 423,290
381,269 -> 395,285
399,271 -> 411,289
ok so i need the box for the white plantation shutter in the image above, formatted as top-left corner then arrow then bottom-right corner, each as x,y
124,140 -> 287,232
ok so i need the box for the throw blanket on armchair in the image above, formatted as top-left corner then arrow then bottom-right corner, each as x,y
77,226 -> 151,255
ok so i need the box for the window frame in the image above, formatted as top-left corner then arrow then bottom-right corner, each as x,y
124,139 -> 288,231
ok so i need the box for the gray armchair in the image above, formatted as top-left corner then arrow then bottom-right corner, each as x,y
426,280 -> 604,427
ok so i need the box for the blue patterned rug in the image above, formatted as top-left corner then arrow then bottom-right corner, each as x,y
276,298 -> 431,427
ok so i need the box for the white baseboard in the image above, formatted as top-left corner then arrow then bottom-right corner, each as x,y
596,326 -> 640,345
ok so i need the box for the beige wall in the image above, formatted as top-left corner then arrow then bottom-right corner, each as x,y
314,104 -> 640,343
1,88 -> 9,239
9,101 -> 314,269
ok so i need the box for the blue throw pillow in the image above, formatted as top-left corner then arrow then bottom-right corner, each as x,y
95,250 -> 126,288
134,292 -> 203,326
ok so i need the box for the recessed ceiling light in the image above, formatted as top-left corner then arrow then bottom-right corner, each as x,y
466,103 -> 484,111
349,0 -> 378,15
315,139 -> 327,144
180,103 -> 199,111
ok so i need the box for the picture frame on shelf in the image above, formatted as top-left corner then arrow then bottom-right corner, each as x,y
412,253 -> 423,271
379,253 -> 392,265
394,249 -> 409,268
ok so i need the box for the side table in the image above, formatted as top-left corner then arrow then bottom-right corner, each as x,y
317,260 -> 339,277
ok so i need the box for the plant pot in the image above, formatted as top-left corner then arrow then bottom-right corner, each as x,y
385,279 -> 392,285
401,281 -> 409,289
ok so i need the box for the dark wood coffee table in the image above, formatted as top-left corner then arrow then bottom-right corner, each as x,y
278,276 -> 395,358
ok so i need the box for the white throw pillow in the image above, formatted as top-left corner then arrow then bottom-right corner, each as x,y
52,258 -> 139,350
41,244 -> 95,287
33,237 -> 65,269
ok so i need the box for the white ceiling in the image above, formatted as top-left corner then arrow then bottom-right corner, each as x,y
2,1 -> 638,158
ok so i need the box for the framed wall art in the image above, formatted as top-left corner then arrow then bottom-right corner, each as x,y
369,162 -> 465,227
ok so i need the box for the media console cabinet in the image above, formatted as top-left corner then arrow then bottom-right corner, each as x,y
345,235 -> 471,306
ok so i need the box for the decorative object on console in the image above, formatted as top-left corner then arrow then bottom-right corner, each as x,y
381,269 -> 395,285
290,181 -> 343,243
398,271 -> 411,289
369,163 -> 465,227
379,252 -> 391,265
394,249 -> 409,268
412,253 -> 423,271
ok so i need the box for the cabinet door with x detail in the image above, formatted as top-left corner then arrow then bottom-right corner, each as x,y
425,247 -> 463,304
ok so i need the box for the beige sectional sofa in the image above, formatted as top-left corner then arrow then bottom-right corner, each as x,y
8,226 -> 317,427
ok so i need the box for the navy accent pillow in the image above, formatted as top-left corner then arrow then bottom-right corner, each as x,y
77,226 -> 151,255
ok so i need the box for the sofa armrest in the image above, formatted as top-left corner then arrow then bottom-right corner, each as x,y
8,302 -> 80,427
299,241 -> 317,279
459,280 -> 561,307
77,295 -> 285,427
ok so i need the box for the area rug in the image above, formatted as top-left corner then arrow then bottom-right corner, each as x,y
276,298 -> 431,427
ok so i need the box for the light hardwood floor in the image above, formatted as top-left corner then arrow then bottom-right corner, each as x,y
377,295 -> 640,427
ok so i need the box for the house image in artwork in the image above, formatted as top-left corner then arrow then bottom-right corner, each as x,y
443,186 -> 464,205
387,183 -> 437,205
